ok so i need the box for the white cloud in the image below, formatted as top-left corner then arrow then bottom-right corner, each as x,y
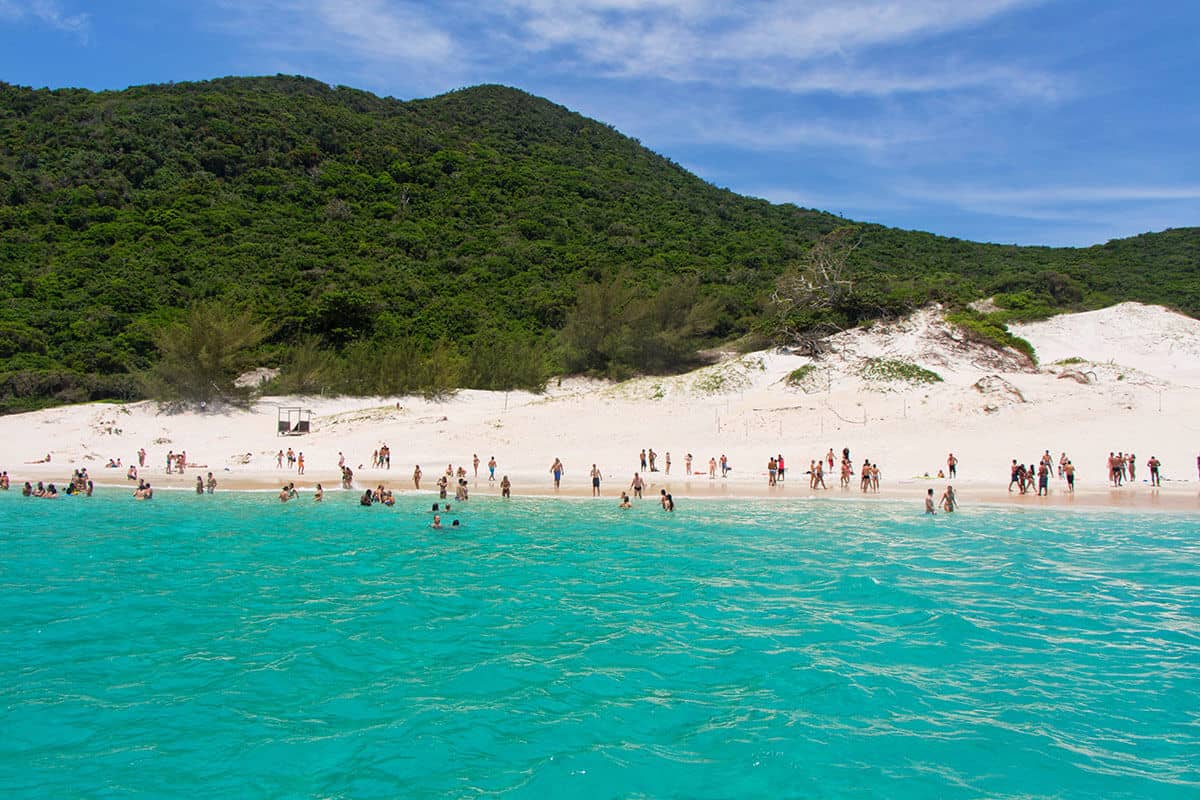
492,0 -> 1053,97
0,0 -> 89,37
210,0 -> 456,75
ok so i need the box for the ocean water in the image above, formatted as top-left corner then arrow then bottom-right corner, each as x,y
1,489 -> 1197,799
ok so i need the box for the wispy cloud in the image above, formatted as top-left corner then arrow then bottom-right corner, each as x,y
493,0 -> 1055,98
208,0 -> 457,86
0,0 -> 89,38
202,0 -> 1057,100
916,184 -> 1200,206
670,115 -> 920,153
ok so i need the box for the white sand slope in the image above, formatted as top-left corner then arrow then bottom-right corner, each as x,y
1010,302 -> 1200,386
3,303 -> 1198,508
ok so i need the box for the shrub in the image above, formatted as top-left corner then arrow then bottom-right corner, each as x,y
945,310 -> 1037,363
785,364 -> 816,386
860,358 -> 943,384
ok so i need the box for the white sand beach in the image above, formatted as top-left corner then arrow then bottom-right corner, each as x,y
4,302 -> 1199,511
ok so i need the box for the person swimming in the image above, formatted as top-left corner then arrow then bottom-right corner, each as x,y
431,514 -> 442,529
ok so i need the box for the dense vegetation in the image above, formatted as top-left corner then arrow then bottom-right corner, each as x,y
0,75 -> 1196,411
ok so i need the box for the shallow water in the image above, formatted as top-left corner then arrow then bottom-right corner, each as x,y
2,490 -> 1198,798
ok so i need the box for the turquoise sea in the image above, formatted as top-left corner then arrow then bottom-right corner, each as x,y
1,489 -> 1198,798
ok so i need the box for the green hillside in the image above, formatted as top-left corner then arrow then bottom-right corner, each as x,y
0,75 -> 1196,410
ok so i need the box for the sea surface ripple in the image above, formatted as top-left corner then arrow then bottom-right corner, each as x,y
1,491 -> 1198,798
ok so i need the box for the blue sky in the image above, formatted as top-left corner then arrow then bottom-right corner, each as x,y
1,0 -> 1197,247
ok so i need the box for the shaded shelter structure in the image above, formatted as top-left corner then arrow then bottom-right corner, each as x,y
277,406 -> 311,436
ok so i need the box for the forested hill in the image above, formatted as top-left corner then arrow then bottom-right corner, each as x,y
0,75 -> 1197,410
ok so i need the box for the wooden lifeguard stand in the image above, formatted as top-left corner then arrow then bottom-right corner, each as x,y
277,407 -> 312,436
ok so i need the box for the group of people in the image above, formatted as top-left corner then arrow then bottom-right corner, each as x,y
22,480 -> 62,497
358,484 -> 394,506
925,485 -> 957,514
618,487 -> 675,511
1009,452 -> 1066,495
638,448 -> 667,473
370,444 -> 391,469
165,450 -> 190,474
276,448 -> 306,474
1107,451 -> 1167,487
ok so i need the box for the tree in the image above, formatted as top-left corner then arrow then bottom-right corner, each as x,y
769,226 -> 861,355
145,302 -> 267,404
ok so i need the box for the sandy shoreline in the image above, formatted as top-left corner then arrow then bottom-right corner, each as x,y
3,303 -> 1199,516
10,462 -> 1198,512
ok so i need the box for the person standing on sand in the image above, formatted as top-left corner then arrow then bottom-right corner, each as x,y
297,452 -> 305,475
640,449 -> 647,472
1008,459 -> 1020,492
551,458 -> 564,489
777,454 -> 786,482
1037,461 -> 1049,496
338,451 -> 345,469
720,454 -> 728,477
708,457 -> 716,479
138,447 -> 146,468
1127,453 -> 1136,482
925,488 -> 936,514
167,450 -> 174,474
500,475 -> 511,498
947,453 -> 958,479
664,452 -> 671,475
1147,456 -> 1161,487
413,465 -> 422,490
648,449 -> 657,471
685,453 -> 693,475
488,456 -> 496,481
590,464 -> 602,497
473,454 -> 480,479
1064,460 -> 1075,492
767,456 -> 777,486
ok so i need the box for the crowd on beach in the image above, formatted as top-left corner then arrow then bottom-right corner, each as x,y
3,439 -> 1195,515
